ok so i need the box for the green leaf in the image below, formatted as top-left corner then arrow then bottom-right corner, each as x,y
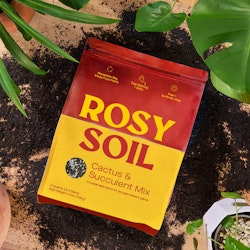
0,59 -> 27,117
17,24 -> 32,41
221,192 -> 243,200
186,219 -> 203,235
17,0 -> 119,24
187,0 -> 250,103
135,1 -> 186,32
224,236 -> 250,250
221,215 -> 234,229
211,72 -> 250,103
0,23 -> 47,75
59,0 -> 90,10
0,0 -> 78,63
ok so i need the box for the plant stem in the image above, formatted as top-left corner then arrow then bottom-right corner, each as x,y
209,237 -> 223,249
171,0 -> 178,9
234,198 -> 239,238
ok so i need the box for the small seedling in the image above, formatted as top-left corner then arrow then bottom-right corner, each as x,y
186,192 -> 250,250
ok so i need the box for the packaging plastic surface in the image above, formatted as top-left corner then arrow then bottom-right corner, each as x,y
38,38 -> 208,235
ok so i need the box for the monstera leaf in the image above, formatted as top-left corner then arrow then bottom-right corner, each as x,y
135,1 -> 186,32
187,0 -> 250,103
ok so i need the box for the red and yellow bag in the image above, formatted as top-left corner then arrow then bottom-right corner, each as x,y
38,38 -> 208,235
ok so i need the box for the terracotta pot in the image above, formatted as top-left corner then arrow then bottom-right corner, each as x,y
0,183 -> 11,247
0,0 -> 35,33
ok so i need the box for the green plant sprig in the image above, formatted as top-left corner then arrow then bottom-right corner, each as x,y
135,1 -> 186,32
0,58 -> 27,116
186,192 -> 250,250
17,0 -> 119,24
0,0 -> 79,63
0,0 -> 119,116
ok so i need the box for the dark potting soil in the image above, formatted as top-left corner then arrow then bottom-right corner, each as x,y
1,9 -> 250,250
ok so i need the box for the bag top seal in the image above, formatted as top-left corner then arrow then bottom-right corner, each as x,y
85,38 -> 208,84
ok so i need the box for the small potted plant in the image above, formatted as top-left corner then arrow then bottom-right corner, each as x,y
186,192 -> 250,250
0,0 -> 119,116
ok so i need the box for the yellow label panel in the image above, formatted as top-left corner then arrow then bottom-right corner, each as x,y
38,115 -> 184,230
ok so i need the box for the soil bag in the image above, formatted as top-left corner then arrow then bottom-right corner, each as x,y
38,38 -> 208,235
